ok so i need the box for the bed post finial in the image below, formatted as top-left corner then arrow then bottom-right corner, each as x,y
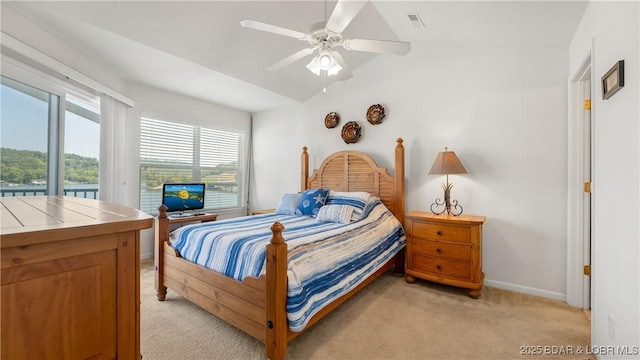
269,222 -> 285,244
158,204 -> 168,219
301,146 -> 309,191
266,221 -> 287,360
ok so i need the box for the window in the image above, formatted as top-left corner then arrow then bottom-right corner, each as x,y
0,77 -> 52,196
63,94 -> 101,198
0,75 -> 100,198
139,116 -> 246,214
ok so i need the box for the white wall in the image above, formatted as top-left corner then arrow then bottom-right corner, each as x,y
252,41 -> 570,299
569,1 -> 639,355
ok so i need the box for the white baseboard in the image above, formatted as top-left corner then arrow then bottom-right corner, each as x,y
134,254 -> 568,303
485,279 -> 567,302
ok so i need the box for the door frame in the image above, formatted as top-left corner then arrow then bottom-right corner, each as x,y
566,52 -> 593,308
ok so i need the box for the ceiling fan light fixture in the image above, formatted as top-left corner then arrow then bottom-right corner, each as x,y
306,57 -> 322,76
318,52 -> 334,69
327,62 -> 342,76
306,52 -> 341,77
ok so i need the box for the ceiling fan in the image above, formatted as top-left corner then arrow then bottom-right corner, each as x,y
240,0 -> 410,80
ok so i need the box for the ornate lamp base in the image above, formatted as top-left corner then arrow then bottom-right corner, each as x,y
430,182 -> 463,216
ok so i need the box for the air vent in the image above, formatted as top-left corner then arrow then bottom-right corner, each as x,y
408,13 -> 425,28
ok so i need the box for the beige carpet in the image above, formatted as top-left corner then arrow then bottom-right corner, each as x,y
140,260 -> 592,359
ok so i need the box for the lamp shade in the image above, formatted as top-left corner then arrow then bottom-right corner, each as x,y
428,148 -> 467,175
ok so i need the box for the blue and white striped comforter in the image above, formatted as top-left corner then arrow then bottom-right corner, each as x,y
169,201 -> 406,331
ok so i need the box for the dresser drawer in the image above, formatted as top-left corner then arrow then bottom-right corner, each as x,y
412,254 -> 471,281
412,222 -> 471,243
411,239 -> 470,261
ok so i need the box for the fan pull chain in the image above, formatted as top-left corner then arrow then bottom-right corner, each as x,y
323,71 -> 327,94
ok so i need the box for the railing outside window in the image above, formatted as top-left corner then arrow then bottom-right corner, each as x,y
1,186 -> 99,199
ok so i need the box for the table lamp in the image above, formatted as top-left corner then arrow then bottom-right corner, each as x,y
428,147 -> 467,216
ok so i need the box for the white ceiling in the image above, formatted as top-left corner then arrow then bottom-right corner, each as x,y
3,1 -> 588,113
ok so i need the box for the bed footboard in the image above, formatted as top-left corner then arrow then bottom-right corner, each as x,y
154,206 -> 291,359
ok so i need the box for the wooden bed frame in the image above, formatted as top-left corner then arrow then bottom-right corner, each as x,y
155,138 -> 405,360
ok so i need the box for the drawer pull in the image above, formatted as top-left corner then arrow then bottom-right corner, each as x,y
436,230 -> 442,235
436,247 -> 442,253
436,264 -> 442,270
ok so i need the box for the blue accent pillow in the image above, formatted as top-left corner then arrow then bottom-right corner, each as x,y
295,188 -> 330,216
275,193 -> 302,215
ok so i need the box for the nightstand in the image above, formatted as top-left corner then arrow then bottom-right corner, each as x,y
404,211 -> 486,299
252,208 -> 275,215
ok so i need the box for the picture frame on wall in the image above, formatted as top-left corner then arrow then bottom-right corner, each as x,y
602,60 -> 624,100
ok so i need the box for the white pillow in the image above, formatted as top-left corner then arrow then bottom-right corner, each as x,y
275,193 -> 302,215
315,204 -> 354,224
325,191 -> 373,221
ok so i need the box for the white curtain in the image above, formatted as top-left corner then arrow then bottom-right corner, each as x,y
99,94 -> 129,204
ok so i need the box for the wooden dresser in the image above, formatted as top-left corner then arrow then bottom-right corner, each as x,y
404,211 -> 486,298
1,196 -> 153,359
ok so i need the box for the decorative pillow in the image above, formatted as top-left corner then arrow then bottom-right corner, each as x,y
325,191 -> 373,221
360,197 -> 382,219
315,204 -> 355,224
295,188 -> 330,216
275,193 -> 302,215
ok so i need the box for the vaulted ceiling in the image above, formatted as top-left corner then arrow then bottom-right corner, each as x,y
3,1 -> 587,113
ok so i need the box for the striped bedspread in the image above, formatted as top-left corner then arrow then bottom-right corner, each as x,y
169,200 -> 406,331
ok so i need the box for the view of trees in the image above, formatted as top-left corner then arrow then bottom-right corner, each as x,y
0,148 -> 98,185
141,162 -> 240,189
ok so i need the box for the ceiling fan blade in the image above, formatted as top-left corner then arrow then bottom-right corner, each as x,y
342,38 -> 411,55
325,0 -> 367,34
240,20 -> 308,40
331,51 -> 353,81
267,48 -> 315,71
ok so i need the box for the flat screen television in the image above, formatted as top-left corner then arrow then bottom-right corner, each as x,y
162,183 -> 206,213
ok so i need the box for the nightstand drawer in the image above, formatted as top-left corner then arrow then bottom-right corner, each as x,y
412,222 -> 471,243
412,254 -> 471,281
411,239 -> 470,261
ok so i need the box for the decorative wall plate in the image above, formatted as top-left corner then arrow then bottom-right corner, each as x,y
324,112 -> 340,128
366,104 -> 385,125
341,121 -> 361,144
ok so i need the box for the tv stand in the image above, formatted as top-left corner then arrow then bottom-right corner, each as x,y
168,212 -> 194,218
166,212 -> 218,225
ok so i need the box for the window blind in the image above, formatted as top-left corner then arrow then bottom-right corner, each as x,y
139,117 -> 246,215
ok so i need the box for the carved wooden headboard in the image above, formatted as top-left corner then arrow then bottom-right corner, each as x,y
300,138 -> 405,225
